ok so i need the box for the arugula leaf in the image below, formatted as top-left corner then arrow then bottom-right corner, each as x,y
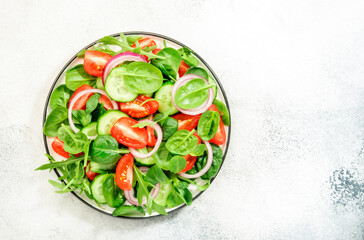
178,47 -> 199,67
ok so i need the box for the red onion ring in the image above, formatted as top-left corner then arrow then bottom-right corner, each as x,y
102,52 -> 147,85
124,166 -> 160,206
171,74 -> 214,115
68,89 -> 118,139
129,120 -> 163,158
178,140 -> 213,179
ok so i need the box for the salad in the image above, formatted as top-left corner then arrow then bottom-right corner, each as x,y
37,33 -> 230,217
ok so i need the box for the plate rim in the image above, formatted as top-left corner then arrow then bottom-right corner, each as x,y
42,31 -> 231,219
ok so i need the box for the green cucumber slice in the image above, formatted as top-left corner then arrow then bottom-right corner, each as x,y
97,110 -> 128,135
105,66 -> 138,102
134,148 -> 155,166
90,174 -> 109,204
81,122 -> 97,138
155,82 -> 179,115
96,77 -> 105,90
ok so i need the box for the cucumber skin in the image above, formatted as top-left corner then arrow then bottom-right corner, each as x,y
155,83 -> 179,115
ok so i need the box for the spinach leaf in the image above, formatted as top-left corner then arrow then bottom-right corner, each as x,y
90,135 -> 129,164
190,144 -> 207,156
185,67 -> 209,79
89,160 -> 118,173
145,165 -> 169,185
161,117 -> 178,141
168,156 -> 186,173
213,99 -> 230,126
174,78 -> 214,109
151,47 -> 181,81
77,49 -> 87,58
102,174 -> 126,208
178,47 -> 199,67
196,143 -> 223,180
124,62 -> 163,94
197,110 -> 220,141
86,93 -> 100,114
166,174 -> 193,208
165,130 -> 199,155
72,110 -> 92,127
49,84 -> 72,110
91,103 -> 107,122
58,124 -> 88,154
43,107 -> 68,137
153,182 -> 173,207
65,64 -> 96,91
153,142 -> 173,170
112,205 -> 145,217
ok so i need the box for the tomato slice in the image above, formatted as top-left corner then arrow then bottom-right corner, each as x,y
152,48 -> 161,55
146,116 -> 157,146
119,95 -> 159,118
51,137 -> 70,158
85,162 -> 99,181
111,117 -> 148,148
83,50 -> 112,77
208,104 -> 226,145
171,113 -> 201,131
132,38 -> 157,49
180,133 -> 201,172
69,85 -> 93,110
99,94 -> 113,110
178,60 -> 190,77
115,153 -> 134,191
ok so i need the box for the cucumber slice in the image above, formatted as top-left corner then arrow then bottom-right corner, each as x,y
96,77 -> 105,90
155,83 -> 179,115
105,65 -> 138,102
134,148 -> 155,166
97,110 -> 128,135
81,122 -> 97,138
89,159 -> 118,173
154,182 -> 173,207
90,174 -> 109,204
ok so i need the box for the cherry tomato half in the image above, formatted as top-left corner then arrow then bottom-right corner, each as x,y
83,50 -> 112,77
132,38 -> 157,49
152,48 -> 161,55
69,85 -> 93,110
51,137 -> 70,158
147,116 -> 157,147
85,162 -> 99,181
119,95 -> 159,119
181,133 -> 201,172
115,153 -> 134,191
171,113 -> 201,131
178,60 -> 190,77
111,117 -> 148,149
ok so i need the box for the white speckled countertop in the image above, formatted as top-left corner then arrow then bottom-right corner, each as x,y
0,0 -> 363,239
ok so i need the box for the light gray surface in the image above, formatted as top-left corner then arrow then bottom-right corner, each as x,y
0,0 -> 363,239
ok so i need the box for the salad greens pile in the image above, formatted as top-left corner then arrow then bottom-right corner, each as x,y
37,33 -> 229,217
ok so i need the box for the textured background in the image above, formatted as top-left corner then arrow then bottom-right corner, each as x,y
1,0 -> 363,239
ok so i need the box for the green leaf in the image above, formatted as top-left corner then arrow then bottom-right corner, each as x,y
196,143 -> 223,180
151,48 -> 182,81
86,93 -> 100,114
65,64 -> 97,91
178,47 -> 199,67
43,107 -> 68,137
165,129 -> 198,155
145,165 -> 169,185
77,49 -> 87,58
35,155 -> 85,171
152,201 -> 167,215
124,62 -> 163,94
168,156 -> 187,173
174,78 -> 214,109
126,35 -> 142,46
112,205 -> 145,217
90,135 -> 129,164
133,121 -> 156,128
189,144 -> 207,157
49,85 -> 72,110
213,99 -> 230,126
72,110 -> 92,127
185,67 -> 209,79
161,117 -> 178,141
197,110 -> 220,141
102,174 -> 126,208
58,124 -> 88,154
133,165 -> 153,205
153,142 -> 173,170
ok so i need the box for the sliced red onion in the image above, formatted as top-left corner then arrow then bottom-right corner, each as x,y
102,52 -> 147,85
171,74 -> 214,115
124,166 -> 160,206
68,89 -> 118,139
178,141 -> 213,179
129,120 -> 163,159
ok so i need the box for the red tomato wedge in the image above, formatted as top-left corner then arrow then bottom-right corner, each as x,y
152,48 -> 161,55
171,113 -> 201,131
119,95 -> 159,119
147,116 -> 157,147
178,60 -> 190,77
85,162 -> 98,181
208,104 -> 226,145
98,95 -> 113,110
51,137 -> 70,158
132,38 -> 157,49
83,50 -> 112,77
181,133 -> 201,172
111,117 -> 148,149
115,153 -> 134,191
69,85 -> 93,110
